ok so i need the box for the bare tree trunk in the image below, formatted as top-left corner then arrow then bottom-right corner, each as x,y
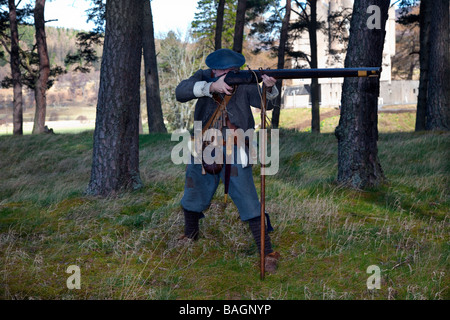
143,0 -> 167,133
271,0 -> 291,129
9,0 -> 22,135
426,0 -> 449,130
32,0 -> 50,134
86,0 -> 144,196
415,0 -> 431,131
309,0 -> 320,133
215,0 -> 226,50
233,0 -> 247,53
334,0 -> 388,189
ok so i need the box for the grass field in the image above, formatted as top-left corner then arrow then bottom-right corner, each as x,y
0,112 -> 448,300
1,105 -> 416,135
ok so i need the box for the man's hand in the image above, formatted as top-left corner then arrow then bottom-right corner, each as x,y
261,74 -> 276,90
210,74 -> 233,95
210,73 -> 276,95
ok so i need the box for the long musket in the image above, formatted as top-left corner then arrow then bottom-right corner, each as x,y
209,67 -> 381,280
210,67 -> 381,86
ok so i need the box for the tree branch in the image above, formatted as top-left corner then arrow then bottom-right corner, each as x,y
271,0 -> 284,21
293,0 -> 309,21
0,37 -> 11,55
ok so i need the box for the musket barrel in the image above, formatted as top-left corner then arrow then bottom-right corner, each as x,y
261,67 -> 381,79
222,67 -> 381,85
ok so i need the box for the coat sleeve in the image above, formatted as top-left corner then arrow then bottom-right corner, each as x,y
175,69 -> 205,103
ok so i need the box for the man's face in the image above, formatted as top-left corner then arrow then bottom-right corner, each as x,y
212,67 -> 238,77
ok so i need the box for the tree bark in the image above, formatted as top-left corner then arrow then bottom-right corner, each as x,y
309,0 -> 320,133
271,0 -> 291,129
426,0 -> 449,130
86,0 -> 144,196
9,0 -> 23,135
415,0 -> 431,131
32,0 -> 50,134
233,0 -> 247,53
143,0 -> 167,133
215,0 -> 226,50
334,0 -> 388,189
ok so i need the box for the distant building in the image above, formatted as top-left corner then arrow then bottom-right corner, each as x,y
283,0 -> 417,109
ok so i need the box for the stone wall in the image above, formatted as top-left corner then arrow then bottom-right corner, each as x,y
282,80 -> 419,108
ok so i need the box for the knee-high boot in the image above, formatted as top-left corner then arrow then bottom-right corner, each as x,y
183,209 -> 203,240
248,216 -> 273,255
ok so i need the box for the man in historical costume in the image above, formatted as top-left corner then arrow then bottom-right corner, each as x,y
175,48 -> 280,273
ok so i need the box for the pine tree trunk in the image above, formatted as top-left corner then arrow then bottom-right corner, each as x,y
271,0 -> 291,129
143,0 -> 167,133
426,0 -> 449,130
415,0 -> 431,131
334,0 -> 388,189
309,0 -> 320,134
9,0 -> 23,135
233,0 -> 247,53
215,0 -> 226,50
86,0 -> 144,196
32,0 -> 50,134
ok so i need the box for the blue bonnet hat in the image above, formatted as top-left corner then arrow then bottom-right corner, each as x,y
205,48 -> 245,70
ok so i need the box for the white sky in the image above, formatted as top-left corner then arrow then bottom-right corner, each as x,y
44,0 -> 199,37
41,0 -> 399,35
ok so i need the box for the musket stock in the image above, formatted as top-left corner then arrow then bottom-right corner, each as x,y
211,67 -> 381,86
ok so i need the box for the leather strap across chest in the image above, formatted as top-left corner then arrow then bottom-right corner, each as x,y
202,93 -> 235,135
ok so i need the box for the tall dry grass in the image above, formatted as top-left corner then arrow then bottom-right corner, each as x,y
0,127 -> 448,300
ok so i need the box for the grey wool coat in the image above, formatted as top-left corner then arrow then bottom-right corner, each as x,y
175,69 -> 278,131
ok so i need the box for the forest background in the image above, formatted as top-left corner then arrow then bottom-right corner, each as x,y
0,0 -> 448,301
0,2 -> 420,135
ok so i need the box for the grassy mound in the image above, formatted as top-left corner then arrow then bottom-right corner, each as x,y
0,124 -> 448,299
